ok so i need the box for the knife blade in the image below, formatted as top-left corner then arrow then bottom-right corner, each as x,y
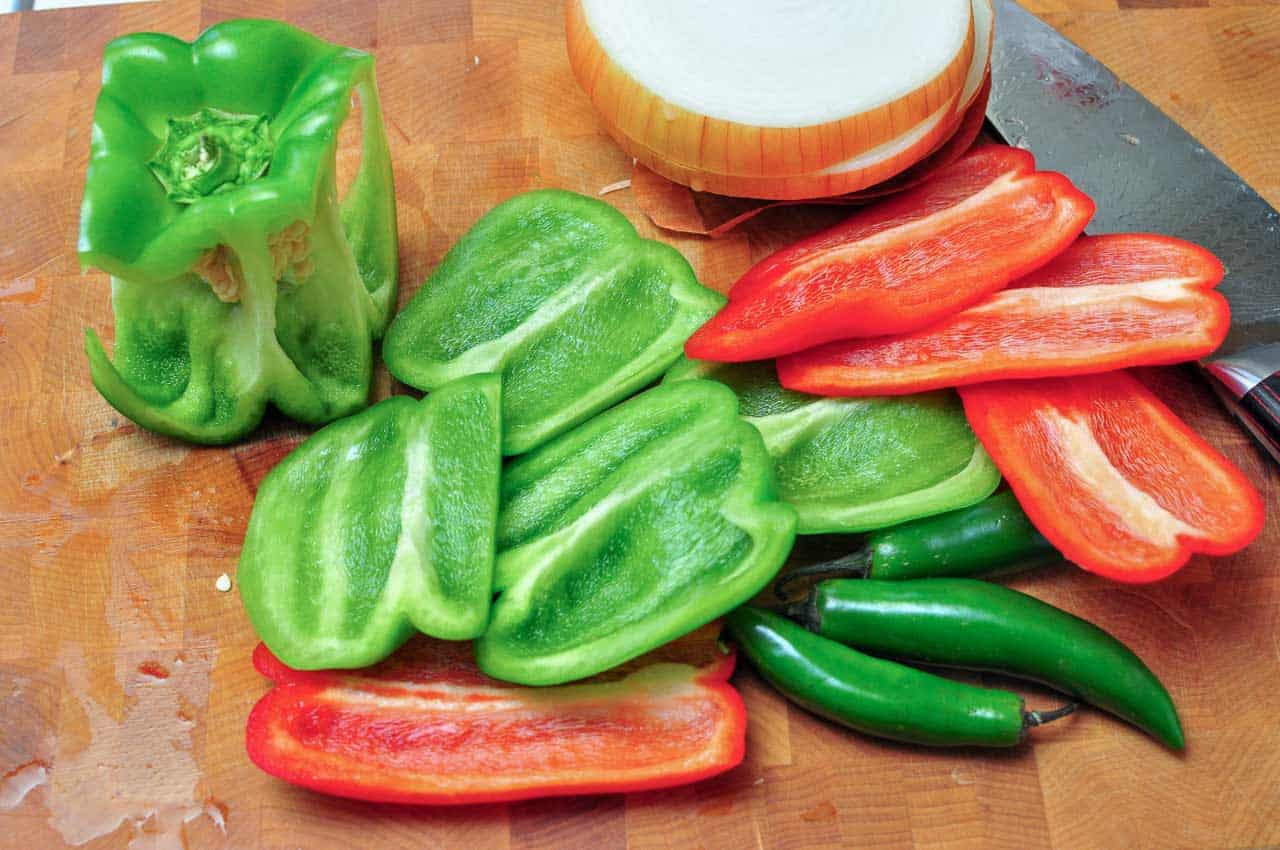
987,0 -> 1280,463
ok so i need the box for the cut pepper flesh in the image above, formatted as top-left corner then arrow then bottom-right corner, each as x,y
481,379 -> 796,686
246,633 -> 746,805
80,20 -> 399,444
664,358 -> 999,534
683,145 -> 1094,362
778,235 -> 1229,396
959,372 -> 1264,582
237,374 -> 503,671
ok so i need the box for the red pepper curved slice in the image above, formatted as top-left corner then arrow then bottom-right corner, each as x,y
683,145 -> 1095,362
778,235 -> 1229,396
246,633 -> 745,805
960,372 -> 1264,583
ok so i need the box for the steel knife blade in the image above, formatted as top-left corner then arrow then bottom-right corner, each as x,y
988,0 -> 1280,463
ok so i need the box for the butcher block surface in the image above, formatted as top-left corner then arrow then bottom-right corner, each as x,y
2,1 -> 1279,848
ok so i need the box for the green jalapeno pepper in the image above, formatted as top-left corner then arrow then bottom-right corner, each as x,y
665,358 -> 1000,534
80,20 -> 398,444
795,578 -> 1184,749
726,607 -> 1075,748
774,490 -> 1058,598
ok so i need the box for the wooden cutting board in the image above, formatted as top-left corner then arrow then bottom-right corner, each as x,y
2,1 -> 1278,848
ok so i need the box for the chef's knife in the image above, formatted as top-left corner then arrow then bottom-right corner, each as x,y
988,0 -> 1280,464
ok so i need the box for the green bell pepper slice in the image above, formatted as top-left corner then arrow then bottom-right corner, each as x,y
382,189 -> 725,455
476,379 -> 797,686
665,359 -> 1000,534
238,375 -> 502,670
80,19 -> 398,444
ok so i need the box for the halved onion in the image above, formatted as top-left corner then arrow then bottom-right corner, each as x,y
567,0 -> 976,180
630,77 -> 993,237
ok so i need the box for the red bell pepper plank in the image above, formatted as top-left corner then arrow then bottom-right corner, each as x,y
777,235 -> 1229,396
246,635 -> 746,805
683,145 -> 1095,362
960,372 -> 1264,583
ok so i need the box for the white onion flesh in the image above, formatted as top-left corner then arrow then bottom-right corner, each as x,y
579,0 -> 972,127
569,0 -> 991,198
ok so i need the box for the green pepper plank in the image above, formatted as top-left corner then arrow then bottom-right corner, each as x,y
774,490 -> 1059,597
80,20 -> 397,443
384,190 -> 725,455
726,607 -> 1075,748
797,579 -> 1184,749
238,375 -> 502,670
665,358 -> 1000,534
477,380 -> 797,686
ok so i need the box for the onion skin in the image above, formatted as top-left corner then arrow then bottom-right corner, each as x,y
567,0 -> 975,180
628,77 -> 992,237
602,94 -> 970,200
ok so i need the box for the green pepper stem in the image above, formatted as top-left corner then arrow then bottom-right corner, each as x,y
149,108 -> 272,204
1023,701 -> 1079,729
772,549 -> 871,601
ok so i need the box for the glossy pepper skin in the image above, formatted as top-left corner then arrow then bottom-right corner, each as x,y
804,579 -> 1184,749
238,375 -> 502,670
773,490 -> 1058,599
247,635 -> 745,804
383,190 -> 725,455
80,20 -> 398,444
665,358 -> 999,534
476,380 -> 797,686
684,146 -> 1094,362
726,607 -> 1038,748
864,490 -> 1057,580
778,234 -> 1229,396
961,372 -> 1265,582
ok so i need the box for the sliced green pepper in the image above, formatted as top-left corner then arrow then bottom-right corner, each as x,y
664,359 -> 1000,534
238,375 -> 502,670
80,19 -> 398,444
476,380 -> 797,685
383,190 -> 725,455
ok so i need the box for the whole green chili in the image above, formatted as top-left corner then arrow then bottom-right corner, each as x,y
726,607 -> 1076,748
793,578 -> 1184,749
774,490 -> 1058,599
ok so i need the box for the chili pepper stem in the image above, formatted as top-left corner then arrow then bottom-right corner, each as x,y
765,598 -> 817,628
772,550 -> 871,601
1023,702 -> 1079,730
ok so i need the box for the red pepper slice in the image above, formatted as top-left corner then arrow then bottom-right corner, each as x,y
246,632 -> 746,805
683,145 -> 1095,362
960,372 -> 1264,583
777,235 -> 1229,396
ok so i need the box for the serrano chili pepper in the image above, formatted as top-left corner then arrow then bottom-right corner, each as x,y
725,607 -> 1076,748
795,579 -> 1184,749
774,490 -> 1058,598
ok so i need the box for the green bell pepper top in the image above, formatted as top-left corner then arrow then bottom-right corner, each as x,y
665,359 -> 1000,534
238,374 -> 502,670
80,19 -> 398,444
476,379 -> 797,686
382,189 -> 725,455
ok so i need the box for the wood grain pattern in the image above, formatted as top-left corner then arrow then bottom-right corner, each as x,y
1,1 -> 1278,848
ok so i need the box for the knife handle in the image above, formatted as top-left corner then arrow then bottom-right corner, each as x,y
1235,375 -> 1280,462
1204,350 -> 1280,465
